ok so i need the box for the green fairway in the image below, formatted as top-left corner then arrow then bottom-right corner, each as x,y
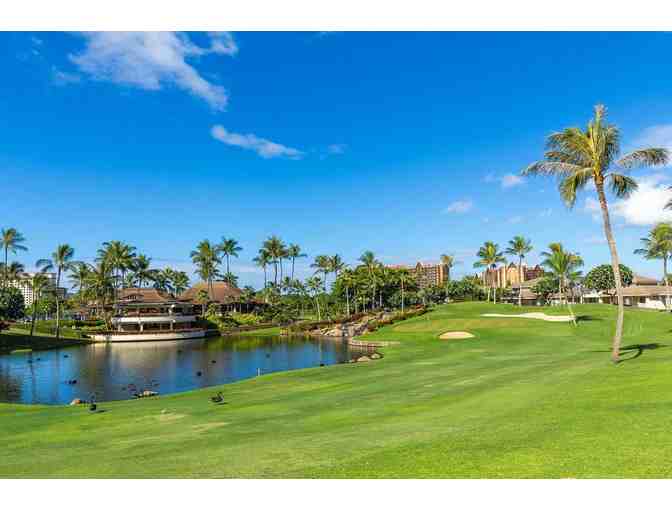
2,301 -> 672,478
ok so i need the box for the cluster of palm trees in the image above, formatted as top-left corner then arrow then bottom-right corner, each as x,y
189,237 -> 244,299
251,236 -> 307,288
635,222 -> 672,311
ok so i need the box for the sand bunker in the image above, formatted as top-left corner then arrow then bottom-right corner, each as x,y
439,331 -> 475,339
481,312 -> 574,322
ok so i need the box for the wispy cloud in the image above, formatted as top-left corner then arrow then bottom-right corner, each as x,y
211,125 -> 304,160
443,200 -> 473,214
539,208 -> 552,218
584,174 -> 672,226
51,66 -> 81,86
633,124 -> 672,154
508,215 -> 523,224
483,172 -> 525,189
69,32 -> 237,110
327,143 -> 347,155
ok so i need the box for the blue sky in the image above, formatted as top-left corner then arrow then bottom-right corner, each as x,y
3,31 -> 672,288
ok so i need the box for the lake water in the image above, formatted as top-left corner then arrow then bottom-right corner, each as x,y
0,334 -> 367,405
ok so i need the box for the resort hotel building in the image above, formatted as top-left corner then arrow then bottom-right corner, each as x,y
386,261 -> 451,289
8,272 -> 67,307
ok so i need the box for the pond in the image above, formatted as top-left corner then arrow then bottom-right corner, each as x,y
0,334 -> 368,405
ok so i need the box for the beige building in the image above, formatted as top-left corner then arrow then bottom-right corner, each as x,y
482,263 -> 544,289
387,262 -> 450,289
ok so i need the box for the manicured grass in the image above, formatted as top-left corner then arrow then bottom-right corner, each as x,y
2,302 -> 672,478
0,328 -> 91,353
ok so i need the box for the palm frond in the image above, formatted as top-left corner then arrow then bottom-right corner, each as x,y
522,161 -> 584,177
608,173 -> 638,199
558,167 -> 593,208
617,148 -> 670,170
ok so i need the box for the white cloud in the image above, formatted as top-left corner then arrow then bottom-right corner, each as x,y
443,200 -> 473,214
483,172 -> 525,188
584,235 -> 607,245
539,208 -> 552,218
69,32 -> 237,110
51,66 -> 81,86
327,144 -> 347,155
633,124 -> 672,153
584,174 -> 672,226
508,215 -> 523,224
501,173 -> 524,188
211,125 -> 304,160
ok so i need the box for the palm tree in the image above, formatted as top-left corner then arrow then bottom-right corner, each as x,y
36,244 -> 77,341
0,261 -> 26,283
1,228 -> 27,287
27,272 -> 50,338
358,251 -> 379,310
311,255 -> 332,292
440,254 -> 457,283
635,222 -> 672,311
287,244 -> 307,280
397,268 -> 413,314
97,241 -> 137,297
473,242 -> 506,303
505,236 -> 533,307
540,243 -> 583,323
172,271 -> 190,297
523,105 -> 669,362
190,240 -> 222,300
83,260 -> 115,327
219,238 -> 242,275
338,268 -> 356,317
253,249 -> 271,289
130,254 -> 155,288
263,236 -> 286,286
306,275 -> 323,320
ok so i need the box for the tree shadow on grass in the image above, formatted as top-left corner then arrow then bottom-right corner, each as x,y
591,343 -> 665,362
576,315 -> 602,322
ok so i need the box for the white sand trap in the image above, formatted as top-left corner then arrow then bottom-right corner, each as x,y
481,312 -> 574,322
439,331 -> 475,339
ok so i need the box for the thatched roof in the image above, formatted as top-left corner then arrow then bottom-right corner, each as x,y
632,274 -> 659,286
180,281 -> 243,303
117,288 -> 175,304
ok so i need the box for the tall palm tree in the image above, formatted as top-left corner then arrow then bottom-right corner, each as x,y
473,242 -> 506,303
190,240 -> 222,300
287,243 -> 307,280
330,254 -> 346,280
36,244 -> 77,341
172,271 -> 190,297
358,251 -> 379,310
1,228 -> 27,287
219,238 -> 242,275
338,268 -> 356,317
306,275 -> 323,320
523,104 -> 669,362
84,260 -> 115,327
263,236 -> 286,286
311,255 -> 332,292
397,268 -> 413,314
253,249 -> 271,289
97,241 -> 137,293
505,236 -> 533,307
130,254 -> 155,288
540,243 -> 583,323
635,222 -> 672,311
27,272 -> 50,338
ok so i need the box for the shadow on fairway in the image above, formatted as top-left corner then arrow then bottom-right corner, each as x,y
576,315 -> 602,322
590,343 -> 666,362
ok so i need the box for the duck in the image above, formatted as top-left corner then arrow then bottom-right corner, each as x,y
89,402 -> 97,412
210,392 -> 224,404
196,371 -> 202,377
211,360 -> 217,364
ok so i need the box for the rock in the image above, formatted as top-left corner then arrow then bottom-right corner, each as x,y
69,398 -> 85,405
370,353 -> 382,359
348,359 -> 356,363
357,356 -> 371,362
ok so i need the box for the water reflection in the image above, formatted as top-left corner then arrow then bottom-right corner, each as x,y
0,335 -> 364,405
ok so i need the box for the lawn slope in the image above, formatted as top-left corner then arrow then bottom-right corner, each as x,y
1,302 -> 672,478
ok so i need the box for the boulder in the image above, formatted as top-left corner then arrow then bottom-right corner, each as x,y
357,356 -> 371,362
370,353 -> 382,360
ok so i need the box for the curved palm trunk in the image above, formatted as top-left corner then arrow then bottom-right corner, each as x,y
664,256 -> 670,312
518,257 -> 523,307
55,269 -> 62,341
401,279 -> 405,314
596,182 -> 625,363
345,286 -> 350,317
291,258 -> 296,280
